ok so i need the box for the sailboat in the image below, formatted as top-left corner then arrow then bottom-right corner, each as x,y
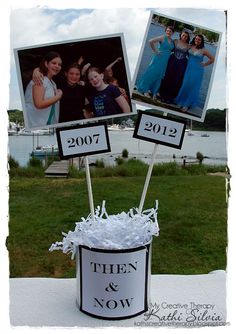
187,120 -> 194,136
31,132 -> 58,157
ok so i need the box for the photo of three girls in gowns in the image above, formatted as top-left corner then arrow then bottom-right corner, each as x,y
135,24 -> 215,114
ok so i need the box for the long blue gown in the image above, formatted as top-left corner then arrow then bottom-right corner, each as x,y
137,35 -> 174,96
159,42 -> 189,103
175,49 -> 204,108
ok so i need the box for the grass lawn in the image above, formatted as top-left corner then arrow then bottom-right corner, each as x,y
7,174 -> 227,277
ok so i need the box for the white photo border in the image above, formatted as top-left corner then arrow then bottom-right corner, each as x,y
14,33 -> 134,130
131,10 -> 222,123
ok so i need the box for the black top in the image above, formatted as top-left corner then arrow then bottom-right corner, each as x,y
59,82 -> 86,123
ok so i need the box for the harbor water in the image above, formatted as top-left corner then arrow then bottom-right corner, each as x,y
8,129 -> 227,167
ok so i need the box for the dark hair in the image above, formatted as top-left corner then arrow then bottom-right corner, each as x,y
86,66 -> 104,79
179,30 -> 190,44
65,62 -> 81,73
191,34 -> 205,49
39,51 -> 61,75
165,26 -> 174,33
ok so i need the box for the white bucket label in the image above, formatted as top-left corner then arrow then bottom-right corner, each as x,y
78,244 -> 150,319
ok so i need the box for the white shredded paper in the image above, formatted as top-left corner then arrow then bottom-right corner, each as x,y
49,201 -> 159,259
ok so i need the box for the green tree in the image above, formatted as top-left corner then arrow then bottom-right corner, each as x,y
8,109 -> 24,125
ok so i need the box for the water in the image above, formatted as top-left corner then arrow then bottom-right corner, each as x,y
8,134 -> 59,167
8,129 -> 227,167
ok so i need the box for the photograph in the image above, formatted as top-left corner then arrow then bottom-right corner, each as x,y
14,34 -> 133,130
131,11 -> 222,122
6,4 -> 231,331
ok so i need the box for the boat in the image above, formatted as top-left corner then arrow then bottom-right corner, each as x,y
18,128 -> 34,136
31,145 -> 59,157
187,120 -> 194,136
108,124 -> 121,131
32,129 -> 52,135
18,128 -> 52,136
201,133 -> 210,137
8,122 -> 20,135
122,127 -> 135,131
8,128 -> 19,136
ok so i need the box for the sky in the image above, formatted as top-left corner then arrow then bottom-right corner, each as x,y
8,5 -> 227,111
1,1 -> 236,334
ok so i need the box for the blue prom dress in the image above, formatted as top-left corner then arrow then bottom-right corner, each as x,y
137,35 -> 174,96
175,49 -> 204,109
159,42 -> 189,103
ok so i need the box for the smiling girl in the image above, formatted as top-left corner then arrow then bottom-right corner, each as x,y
174,34 -> 215,112
136,26 -> 175,100
86,67 -> 130,117
58,63 -> 86,123
25,51 -> 63,128
159,30 -> 191,104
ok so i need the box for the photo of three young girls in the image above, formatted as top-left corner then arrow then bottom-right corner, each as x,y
16,35 -> 131,130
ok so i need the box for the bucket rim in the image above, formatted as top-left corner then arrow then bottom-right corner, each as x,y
78,239 -> 152,254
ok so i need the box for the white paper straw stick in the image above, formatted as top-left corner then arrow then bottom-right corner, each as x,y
84,156 -> 95,220
138,144 -> 158,214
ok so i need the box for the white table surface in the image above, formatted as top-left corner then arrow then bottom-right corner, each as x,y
10,272 -> 226,328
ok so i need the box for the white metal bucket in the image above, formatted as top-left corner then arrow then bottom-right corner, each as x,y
76,242 -> 152,320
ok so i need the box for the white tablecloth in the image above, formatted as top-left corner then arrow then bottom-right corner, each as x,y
10,272 -> 226,328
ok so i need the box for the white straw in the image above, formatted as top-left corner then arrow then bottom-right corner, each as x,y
138,144 -> 158,214
84,156 -> 95,221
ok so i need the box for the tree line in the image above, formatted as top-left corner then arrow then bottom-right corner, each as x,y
152,14 -> 219,43
8,108 -> 226,131
193,108 -> 226,130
